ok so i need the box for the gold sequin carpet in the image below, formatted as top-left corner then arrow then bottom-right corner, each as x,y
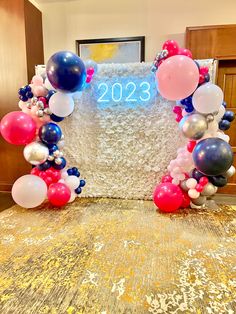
0,198 -> 236,314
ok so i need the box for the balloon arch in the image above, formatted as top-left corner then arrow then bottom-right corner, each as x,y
0,41 -> 235,211
152,40 -> 234,212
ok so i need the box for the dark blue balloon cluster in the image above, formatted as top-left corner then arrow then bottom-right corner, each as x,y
219,110 -> 235,131
180,96 -> 194,113
18,85 -> 34,102
37,122 -> 67,171
67,167 -> 86,195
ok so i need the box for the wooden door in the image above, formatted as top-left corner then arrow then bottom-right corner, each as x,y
217,60 -> 236,194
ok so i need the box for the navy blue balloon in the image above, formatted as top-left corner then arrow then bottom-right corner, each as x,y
75,187 -> 82,194
185,105 -> 194,113
37,160 -> 52,171
46,90 -> 56,102
79,179 -> 86,187
222,101 -> 227,108
223,111 -> 235,122
52,157 -> 66,170
209,175 -> 227,187
19,95 -> 28,102
26,91 -> 33,99
193,138 -> 233,176
204,73 -> 210,82
50,114 -> 64,122
219,119 -> 230,131
39,123 -> 62,145
67,168 -> 74,176
192,168 -> 205,181
48,144 -> 58,154
46,51 -> 86,92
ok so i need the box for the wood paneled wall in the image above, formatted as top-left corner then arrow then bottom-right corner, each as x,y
0,0 -> 44,191
186,24 -> 236,60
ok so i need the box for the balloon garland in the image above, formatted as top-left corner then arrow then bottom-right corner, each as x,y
153,40 -> 235,212
0,51 -> 97,208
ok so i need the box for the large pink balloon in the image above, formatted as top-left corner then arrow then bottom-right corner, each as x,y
0,111 -> 36,145
156,55 -> 199,101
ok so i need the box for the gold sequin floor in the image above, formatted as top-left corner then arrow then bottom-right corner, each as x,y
0,198 -> 236,314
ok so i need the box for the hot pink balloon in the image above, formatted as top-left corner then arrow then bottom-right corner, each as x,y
153,183 -> 183,213
0,111 -> 36,145
156,55 -> 199,101
178,48 -> 192,59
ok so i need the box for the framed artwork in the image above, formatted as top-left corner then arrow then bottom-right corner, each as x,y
76,36 -> 145,64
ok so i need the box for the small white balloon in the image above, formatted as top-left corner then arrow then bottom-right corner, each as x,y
186,178 -> 197,189
225,166 -> 235,178
68,191 -> 77,203
61,170 -> 68,180
217,132 -> 230,143
49,92 -> 74,117
23,142 -> 49,165
215,105 -> 226,122
65,175 -> 80,190
188,189 -> 200,199
192,83 -> 223,114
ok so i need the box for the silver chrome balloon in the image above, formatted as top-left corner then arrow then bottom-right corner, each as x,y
179,113 -> 208,140
180,180 -> 188,191
225,165 -> 236,178
201,182 -> 217,196
191,195 -> 207,206
23,142 -> 49,165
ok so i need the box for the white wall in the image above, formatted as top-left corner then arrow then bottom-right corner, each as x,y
38,0 -> 236,62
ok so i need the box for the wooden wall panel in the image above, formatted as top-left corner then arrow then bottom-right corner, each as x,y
186,24 -> 236,60
24,0 -> 44,81
0,0 -> 44,191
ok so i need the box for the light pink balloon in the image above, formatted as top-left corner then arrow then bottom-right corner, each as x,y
156,55 -> 199,101
33,85 -> 48,97
32,75 -> 44,86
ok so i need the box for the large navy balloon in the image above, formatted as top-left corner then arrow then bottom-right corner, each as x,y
193,138 -> 233,176
46,51 -> 86,92
39,122 -> 62,145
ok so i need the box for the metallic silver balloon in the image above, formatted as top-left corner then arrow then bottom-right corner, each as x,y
201,182 -> 217,196
23,142 -> 49,165
191,195 -> 207,206
180,180 -> 188,191
179,113 -> 208,140
206,114 -> 214,123
225,165 -> 236,178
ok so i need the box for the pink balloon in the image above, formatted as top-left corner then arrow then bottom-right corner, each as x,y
178,48 -> 193,59
162,40 -> 179,57
87,67 -> 95,76
153,183 -> 183,213
32,75 -> 44,86
48,183 -> 71,207
33,85 -> 48,97
0,111 -> 37,145
156,55 -> 199,101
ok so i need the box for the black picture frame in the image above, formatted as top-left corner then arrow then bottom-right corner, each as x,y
76,36 -> 145,63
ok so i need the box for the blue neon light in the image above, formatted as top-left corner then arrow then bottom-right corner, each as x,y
94,74 -> 157,109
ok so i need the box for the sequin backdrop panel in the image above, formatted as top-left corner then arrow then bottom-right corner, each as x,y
60,60 -> 217,200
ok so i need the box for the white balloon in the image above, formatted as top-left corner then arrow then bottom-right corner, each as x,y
44,77 -> 57,91
12,175 -> 47,208
61,170 -> 69,180
186,178 -> 197,189
49,92 -> 74,117
217,132 -> 230,143
188,189 -> 200,199
65,175 -> 80,190
68,191 -> 77,203
208,120 -> 219,135
192,83 -> 223,114
215,105 -> 226,122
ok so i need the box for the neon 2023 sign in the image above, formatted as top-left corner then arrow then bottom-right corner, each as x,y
95,74 -> 157,108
